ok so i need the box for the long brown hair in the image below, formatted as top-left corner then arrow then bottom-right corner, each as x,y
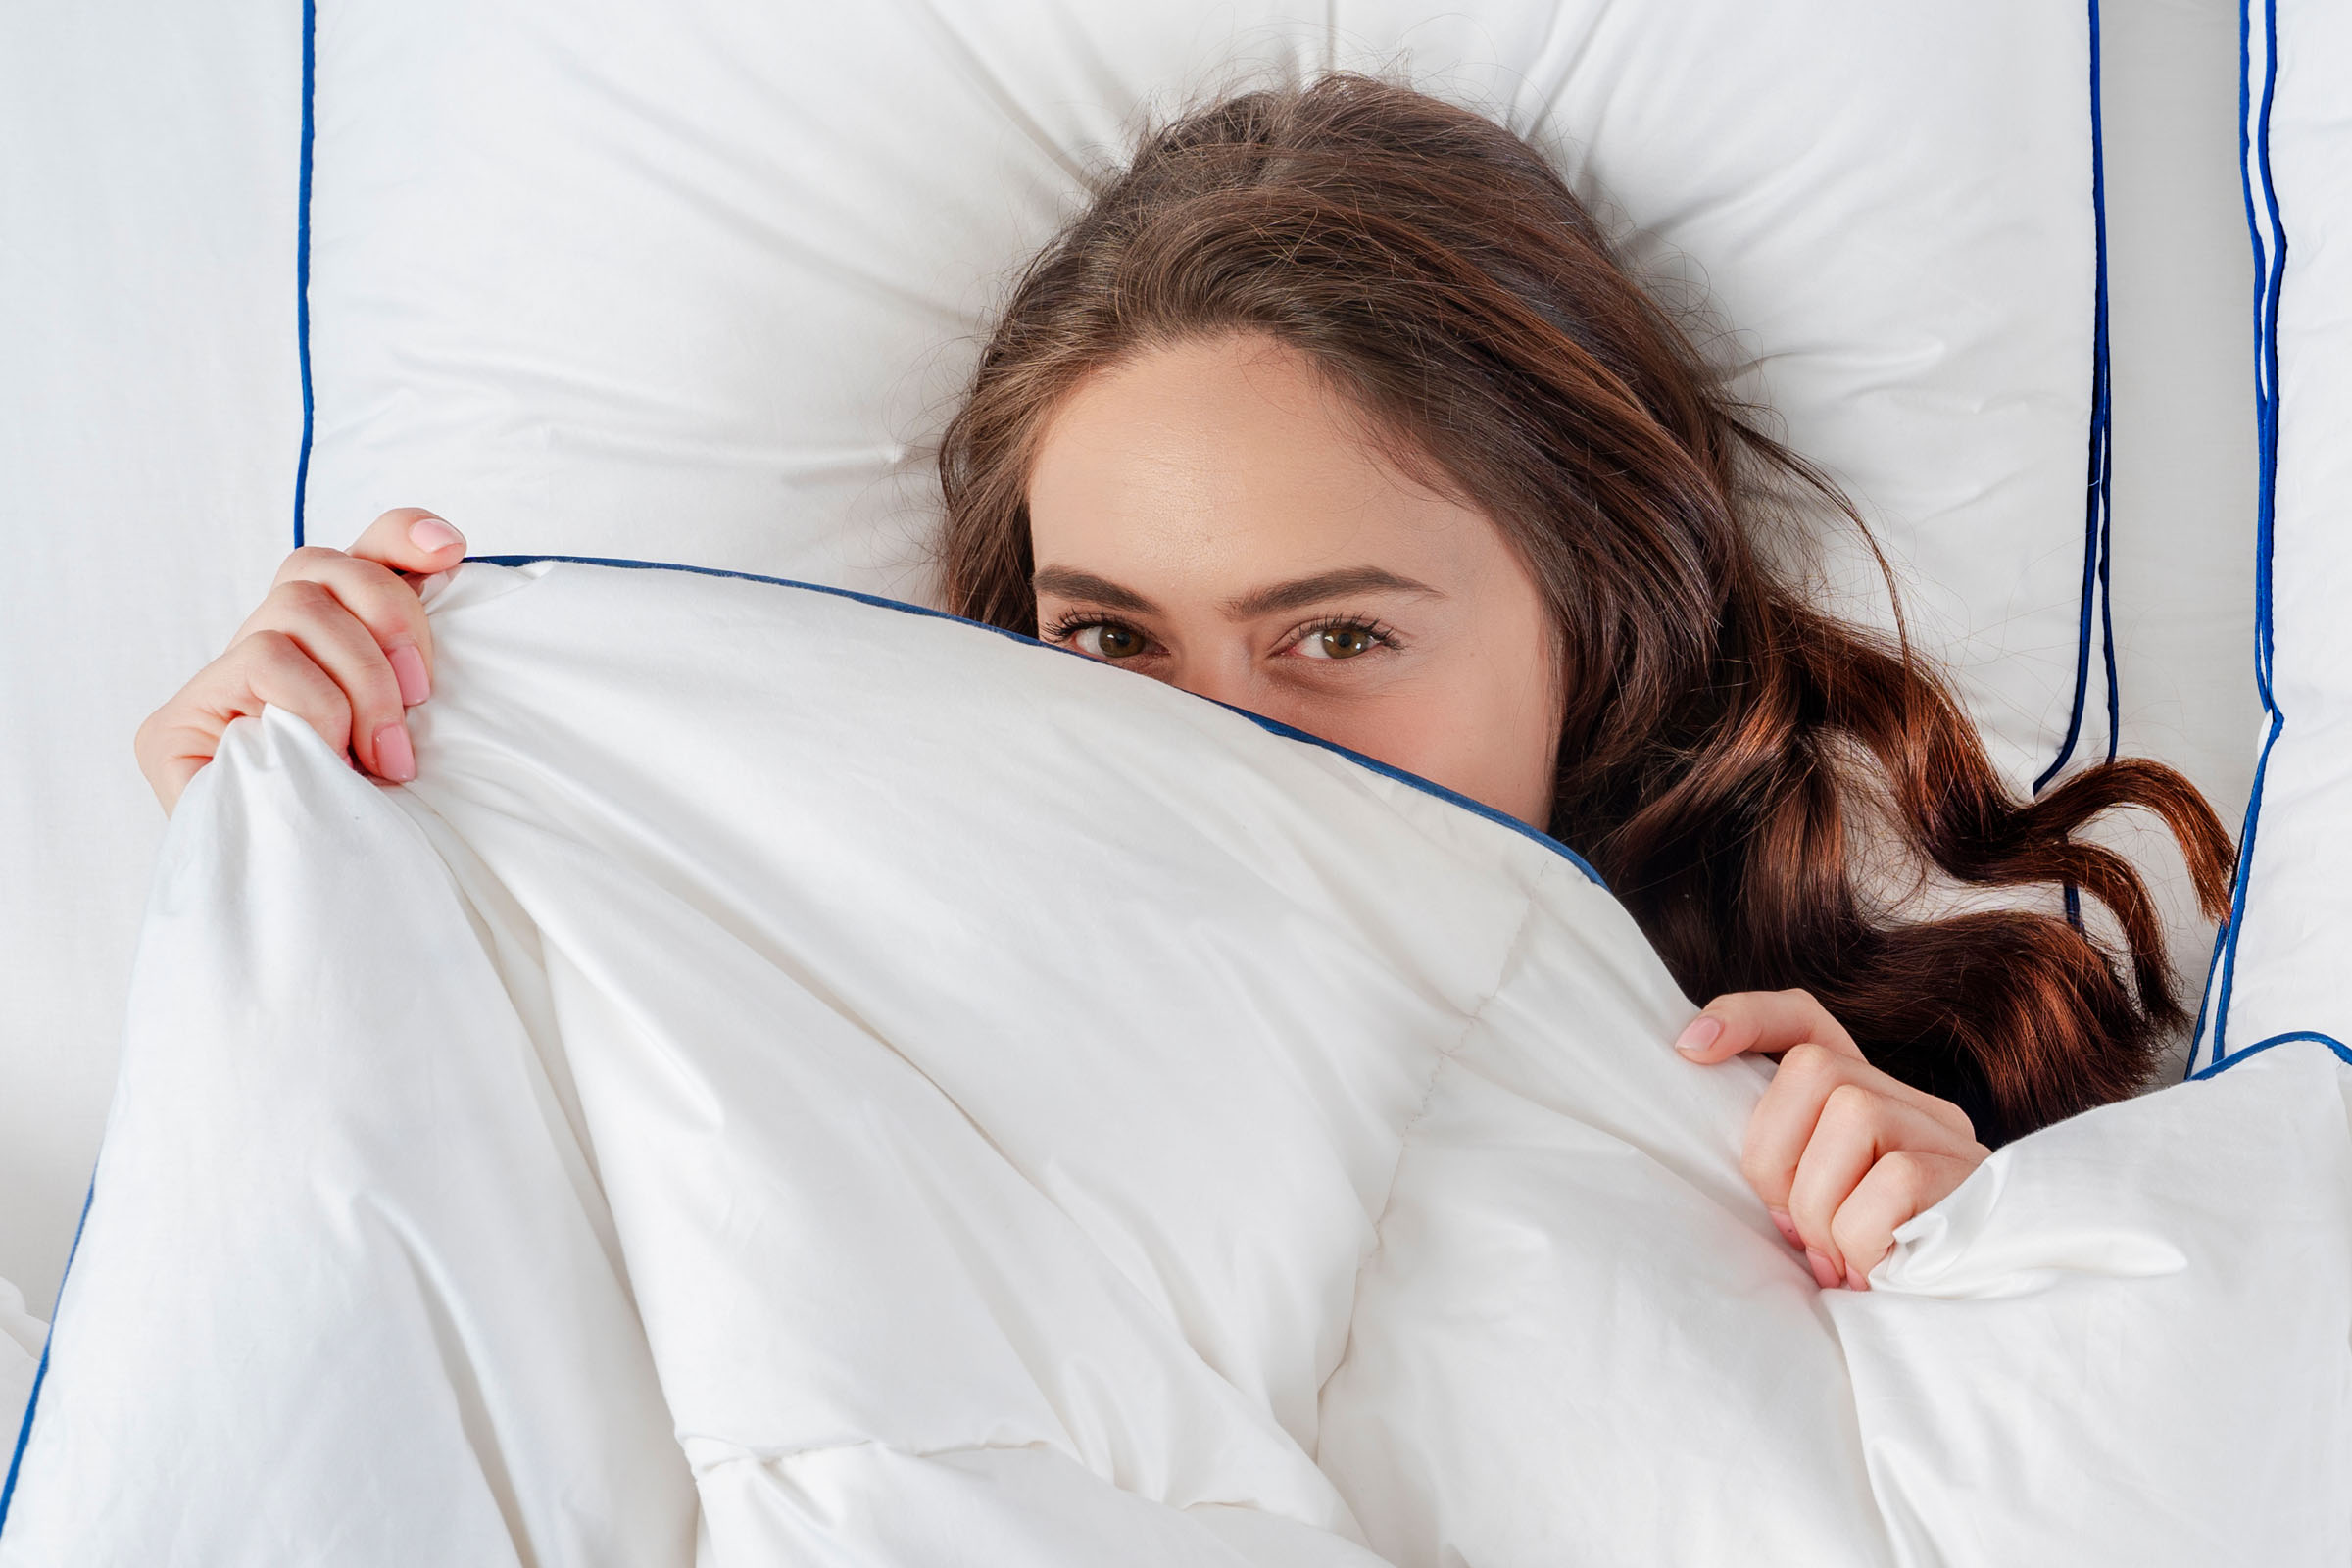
936,74 -> 2232,1146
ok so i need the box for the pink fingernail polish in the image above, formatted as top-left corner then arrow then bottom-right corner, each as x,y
1844,1266 -> 1871,1293
1805,1248 -> 1840,1290
1769,1209 -> 1801,1249
374,722 -> 416,782
409,516 -> 465,553
1674,1015 -> 1722,1055
387,645 -> 430,706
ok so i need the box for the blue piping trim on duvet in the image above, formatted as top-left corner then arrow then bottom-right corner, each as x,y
2035,0 -> 2120,796
2189,1032 -> 2352,1081
0,1184 -> 93,1541
2192,0 -> 2287,1076
467,552 -> 1612,892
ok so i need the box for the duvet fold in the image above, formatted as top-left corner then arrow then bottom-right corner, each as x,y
4,561 -> 2346,1566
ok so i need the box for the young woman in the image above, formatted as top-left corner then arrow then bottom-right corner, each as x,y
134,75 -> 2232,1296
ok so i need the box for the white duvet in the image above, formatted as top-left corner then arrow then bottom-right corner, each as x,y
3,560 -> 2347,1565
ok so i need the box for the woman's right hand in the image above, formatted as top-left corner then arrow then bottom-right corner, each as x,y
134,508 -> 468,815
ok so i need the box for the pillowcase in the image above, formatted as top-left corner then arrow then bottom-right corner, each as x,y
2189,0 -> 2352,1072
299,0 -> 2113,792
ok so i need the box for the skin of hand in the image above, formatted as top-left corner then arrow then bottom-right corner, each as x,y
133,508 -> 467,814
1675,989 -> 1993,1291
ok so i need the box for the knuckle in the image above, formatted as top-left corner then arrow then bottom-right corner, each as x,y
1820,1081 -> 1878,1129
242,627 -> 299,662
1875,1149 -> 1925,1190
353,659 -> 404,715
326,555 -> 423,621
1932,1099 -> 1979,1142
271,577 -> 335,612
359,566 -> 427,622
1830,1208 -> 1886,1269
1778,1041 -> 1838,1086
274,546 -> 341,581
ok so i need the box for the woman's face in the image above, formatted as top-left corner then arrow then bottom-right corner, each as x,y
1026,332 -> 1564,827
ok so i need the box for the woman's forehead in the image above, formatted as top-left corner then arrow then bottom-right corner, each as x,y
1027,334 -> 1501,600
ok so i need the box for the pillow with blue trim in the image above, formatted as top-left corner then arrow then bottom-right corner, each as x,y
2190,0 -> 2352,1073
296,0 -> 2116,795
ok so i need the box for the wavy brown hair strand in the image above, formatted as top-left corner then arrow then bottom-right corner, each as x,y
936,74 -> 2234,1146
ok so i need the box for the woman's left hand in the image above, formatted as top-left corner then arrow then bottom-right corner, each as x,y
1674,990 -> 1990,1292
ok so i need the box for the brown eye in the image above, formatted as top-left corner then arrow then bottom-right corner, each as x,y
1303,624 -> 1378,660
1078,623 -> 1148,661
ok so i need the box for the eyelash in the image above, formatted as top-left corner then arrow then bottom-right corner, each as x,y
1038,611 -> 1406,659
1284,612 -> 1406,657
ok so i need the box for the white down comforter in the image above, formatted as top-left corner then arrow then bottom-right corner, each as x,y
4,560 -> 2348,1566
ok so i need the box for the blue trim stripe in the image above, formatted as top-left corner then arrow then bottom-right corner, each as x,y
2035,0 -> 2119,795
2092,0 -> 2119,768
292,0 -> 318,552
466,553 -> 1611,889
2193,0 -> 2287,1076
0,1183 -> 93,1541
2189,1031 -> 2352,1082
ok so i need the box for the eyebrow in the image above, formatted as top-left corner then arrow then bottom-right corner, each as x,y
1029,563 -> 1443,620
1030,566 -> 1160,614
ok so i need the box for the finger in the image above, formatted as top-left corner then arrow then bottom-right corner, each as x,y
265,550 -> 439,703
1688,985 -> 1978,1142
140,631 -> 359,812
248,582 -> 416,780
1828,1149 -> 1981,1291
1738,1042 -> 1976,1221
1786,1084 -> 1978,1283
1738,1041 -> 1867,1221
345,507 -> 467,578
1673,988 -> 1862,1065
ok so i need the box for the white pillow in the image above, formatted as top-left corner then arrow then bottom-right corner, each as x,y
301,0 -> 2112,793
2190,0 -> 2352,1072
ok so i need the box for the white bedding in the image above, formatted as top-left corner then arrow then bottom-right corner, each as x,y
3,562 -> 2345,1564
0,1282 -> 39,1471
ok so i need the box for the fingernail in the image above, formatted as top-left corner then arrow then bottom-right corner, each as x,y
1674,1015 -> 1722,1056
387,644 -> 430,706
1843,1266 -> 1871,1293
373,722 -> 416,782
1805,1248 -> 1840,1290
1769,1209 -> 1801,1249
409,515 -> 465,553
